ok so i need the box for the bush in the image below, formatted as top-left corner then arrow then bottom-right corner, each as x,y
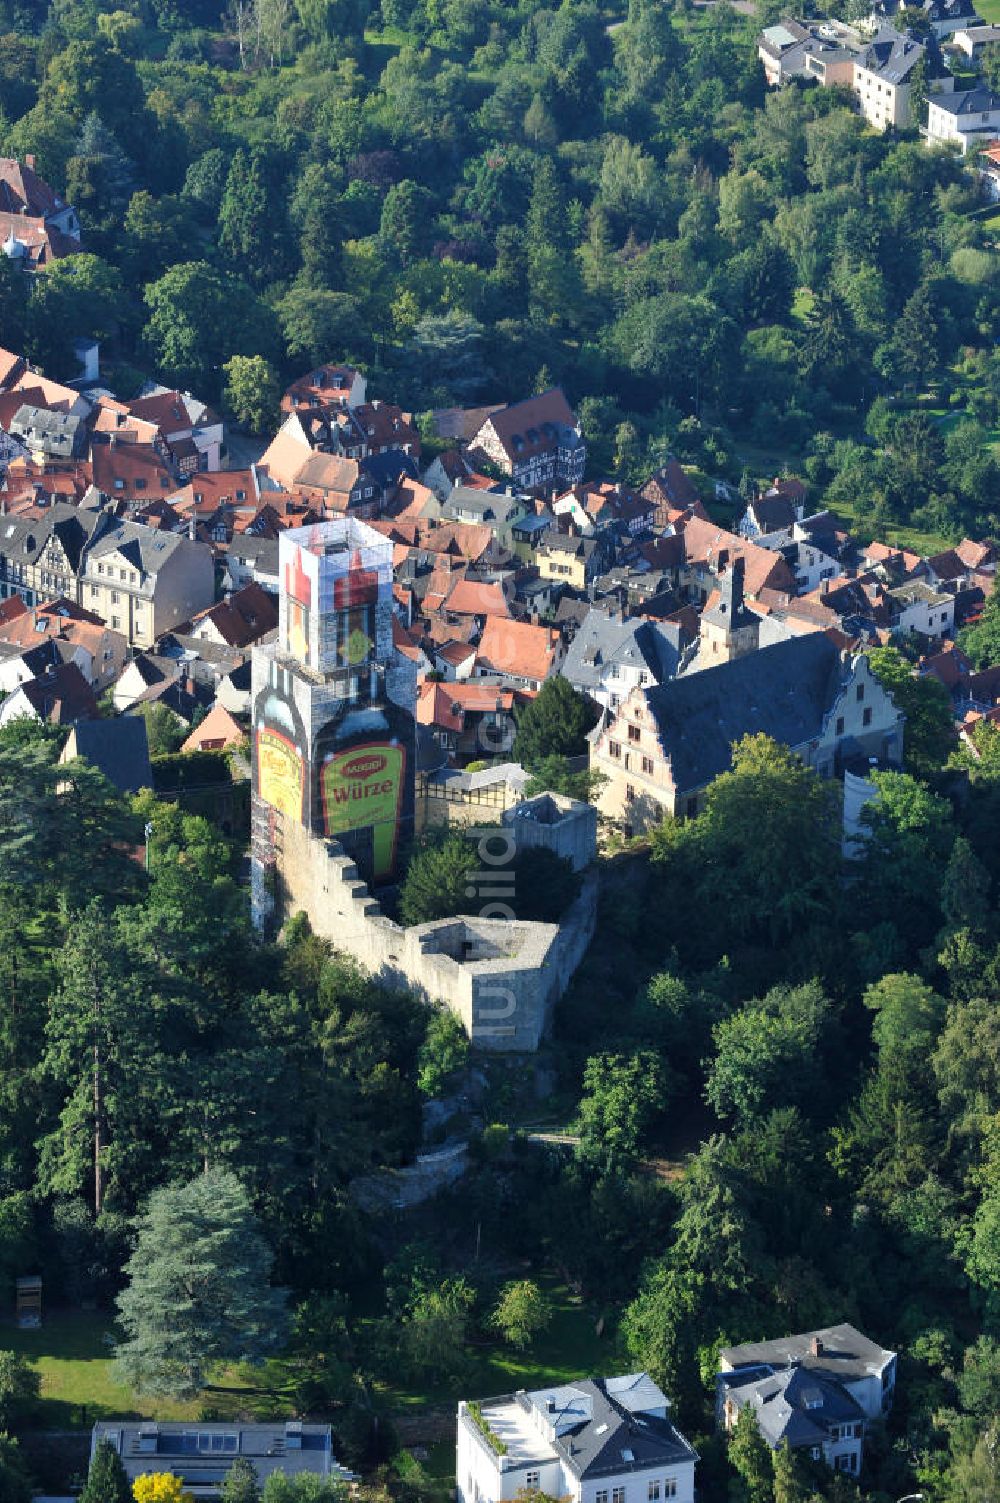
417,1009 -> 470,1097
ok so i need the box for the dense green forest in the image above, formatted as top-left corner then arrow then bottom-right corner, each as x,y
3,692 -> 1000,1501
0,0 -> 998,542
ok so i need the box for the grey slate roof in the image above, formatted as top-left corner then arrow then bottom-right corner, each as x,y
564,609 -> 682,693
724,1366 -> 865,1451
519,1375 -> 697,1479
65,716 -> 152,794
932,84 -> 1000,115
642,634 -> 846,794
858,25 -> 929,82
90,1420 -> 353,1488
8,403 -> 85,458
720,1323 -> 895,1383
87,520 -> 191,578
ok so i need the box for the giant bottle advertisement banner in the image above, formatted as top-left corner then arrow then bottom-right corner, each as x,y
318,741 -> 406,882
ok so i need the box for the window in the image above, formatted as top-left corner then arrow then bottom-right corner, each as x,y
863,707 -> 872,727
612,1489 -> 626,1503
664,1485 -> 677,1501
625,784 -> 635,803
91,586 -> 99,598
628,723 -> 641,743
836,716 -> 845,736
856,684 -> 864,702
609,740 -> 621,759
641,756 -> 654,776
113,479 -> 124,491
110,591 -> 120,604
597,1492 -> 609,1503
111,616 -> 121,630
648,1483 -> 660,1501
526,1474 -> 540,1489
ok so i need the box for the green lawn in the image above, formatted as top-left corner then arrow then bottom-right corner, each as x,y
373,1275 -> 615,1414
1,1312 -> 296,1429
977,0 -> 1000,20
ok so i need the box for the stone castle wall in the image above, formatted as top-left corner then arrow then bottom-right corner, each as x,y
268,814 -> 597,1052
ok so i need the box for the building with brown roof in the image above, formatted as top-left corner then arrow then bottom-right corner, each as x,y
281,364 -> 365,415
417,678 -> 520,764
466,388 -> 586,493
187,582 -> 278,649
0,156 -> 81,269
180,702 -> 245,754
0,659 -> 98,727
475,616 -> 562,690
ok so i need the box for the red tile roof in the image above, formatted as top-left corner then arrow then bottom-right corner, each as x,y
476,617 -> 559,683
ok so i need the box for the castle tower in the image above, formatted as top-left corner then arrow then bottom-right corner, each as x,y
698,555 -> 760,665
250,518 -> 416,928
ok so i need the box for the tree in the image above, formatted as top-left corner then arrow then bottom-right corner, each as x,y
379,180 -> 432,266
402,311 -> 488,405
79,1440 -> 131,1503
490,1279 -> 553,1349
868,646 -> 955,777
399,835 -> 476,926
960,587 -> 1000,670
416,1008 -> 469,1097
218,149 -> 291,286
222,355 -> 280,435
771,1442 -> 807,1503
705,981 -> 833,1126
398,1277 -> 475,1383
38,900 -> 158,1215
577,1051 -> 670,1170
0,1436 -> 30,1503
114,1168 -> 288,1397
133,1479 -> 188,1503
134,703 -> 187,757
0,1355 -> 37,1432
513,676 -> 595,765
220,1459 -> 260,1503
522,756 -> 607,805
143,262 -> 280,398
278,285 -> 367,368
728,1403 -> 773,1503
690,735 -> 840,949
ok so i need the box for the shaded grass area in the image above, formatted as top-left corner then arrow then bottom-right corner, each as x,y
373,1274 -> 614,1414
1,1312 -> 296,1429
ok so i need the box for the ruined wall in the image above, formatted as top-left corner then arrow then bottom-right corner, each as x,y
274,815 -> 597,1052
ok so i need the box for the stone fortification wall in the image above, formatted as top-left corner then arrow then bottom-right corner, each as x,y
275,814 -> 597,1051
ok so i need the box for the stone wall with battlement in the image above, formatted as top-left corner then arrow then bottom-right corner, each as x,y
263,812 -> 597,1052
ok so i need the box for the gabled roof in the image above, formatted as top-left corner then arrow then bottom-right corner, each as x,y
0,157 -> 66,219
188,583 -> 278,648
180,702 -> 244,753
473,388 -> 579,464
11,661 -> 98,723
444,578 -> 510,619
931,84 -> 1000,116
63,716 -> 152,793
564,609 -> 682,691
724,1366 -> 864,1452
477,617 -> 559,683
639,635 -> 856,793
857,25 -> 927,82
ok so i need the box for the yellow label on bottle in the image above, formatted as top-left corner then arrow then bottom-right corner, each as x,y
257,728 -> 304,822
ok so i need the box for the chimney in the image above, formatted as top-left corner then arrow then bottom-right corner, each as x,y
810,1335 -> 823,1357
